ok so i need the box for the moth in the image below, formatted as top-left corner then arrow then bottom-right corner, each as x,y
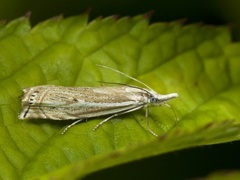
19,65 -> 178,137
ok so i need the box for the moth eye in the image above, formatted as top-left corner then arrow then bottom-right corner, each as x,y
150,97 -> 158,103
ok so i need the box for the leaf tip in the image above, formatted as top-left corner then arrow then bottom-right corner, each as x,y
51,14 -> 64,21
175,18 -> 187,26
83,8 -> 92,16
0,19 -> 7,25
144,11 -> 154,20
25,11 -> 32,19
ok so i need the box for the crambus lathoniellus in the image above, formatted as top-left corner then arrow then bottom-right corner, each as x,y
19,65 -> 178,137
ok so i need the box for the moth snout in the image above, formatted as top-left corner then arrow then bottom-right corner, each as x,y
150,93 -> 178,105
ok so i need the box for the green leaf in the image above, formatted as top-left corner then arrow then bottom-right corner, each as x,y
0,13 -> 239,179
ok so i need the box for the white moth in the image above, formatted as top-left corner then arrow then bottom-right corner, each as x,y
19,65 -> 178,137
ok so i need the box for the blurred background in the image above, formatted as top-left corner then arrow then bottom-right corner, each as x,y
1,0 -> 240,179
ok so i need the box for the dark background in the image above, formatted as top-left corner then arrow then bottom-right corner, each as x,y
1,0 -> 240,179
1,0 -> 240,40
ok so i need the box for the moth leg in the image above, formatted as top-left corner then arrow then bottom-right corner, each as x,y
164,103 -> 179,121
145,107 -> 158,137
93,105 -> 144,131
62,119 -> 84,134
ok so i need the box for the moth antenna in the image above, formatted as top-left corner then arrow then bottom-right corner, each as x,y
164,104 -> 179,121
96,64 -> 154,92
